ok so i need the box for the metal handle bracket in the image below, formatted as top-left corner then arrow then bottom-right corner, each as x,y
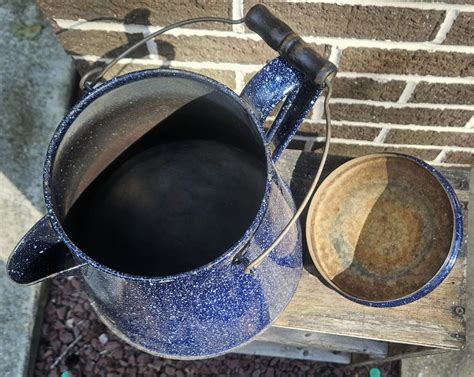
243,81 -> 333,273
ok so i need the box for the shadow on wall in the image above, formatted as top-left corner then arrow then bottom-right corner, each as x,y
59,9 -> 176,84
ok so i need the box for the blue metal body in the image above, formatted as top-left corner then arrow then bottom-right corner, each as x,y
7,58 -> 322,358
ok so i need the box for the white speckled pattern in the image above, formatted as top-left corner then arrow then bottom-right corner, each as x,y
7,58 -> 323,358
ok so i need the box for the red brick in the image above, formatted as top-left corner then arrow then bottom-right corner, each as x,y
245,1 -> 444,41
57,30 -> 148,59
74,59 -> 237,89
38,0 -> 233,30
330,103 -> 473,127
152,35 -> 329,64
152,35 -> 275,64
299,122 -> 381,140
411,82 -> 474,105
313,143 -> 440,161
339,48 -> 474,77
58,29 -> 329,65
444,151 -> 474,164
445,13 -> 474,45
385,129 -> 474,147
332,77 -> 405,101
193,69 -> 236,90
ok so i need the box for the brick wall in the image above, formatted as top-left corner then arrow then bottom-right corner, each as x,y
37,0 -> 474,167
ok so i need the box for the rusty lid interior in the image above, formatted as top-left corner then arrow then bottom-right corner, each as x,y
306,154 -> 454,302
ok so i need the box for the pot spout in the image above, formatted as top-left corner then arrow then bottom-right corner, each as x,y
7,216 -> 84,285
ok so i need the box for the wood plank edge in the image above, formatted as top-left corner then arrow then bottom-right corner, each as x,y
350,347 -> 445,368
272,324 -> 464,351
234,340 -> 351,364
266,325 -> 388,357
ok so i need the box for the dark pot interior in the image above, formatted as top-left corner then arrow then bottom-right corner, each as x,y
51,73 -> 268,276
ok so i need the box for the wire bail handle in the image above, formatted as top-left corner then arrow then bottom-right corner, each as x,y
79,16 -> 245,90
243,81 -> 332,273
80,5 -> 336,273
81,5 -> 336,90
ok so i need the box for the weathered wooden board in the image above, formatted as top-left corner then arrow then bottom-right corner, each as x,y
256,326 -> 387,356
236,341 -> 351,364
351,345 -> 442,367
270,150 -> 469,350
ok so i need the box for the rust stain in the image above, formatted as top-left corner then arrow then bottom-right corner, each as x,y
306,154 -> 454,302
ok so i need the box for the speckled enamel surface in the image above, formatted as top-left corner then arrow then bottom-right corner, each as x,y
10,58 -> 321,358
240,58 -> 321,161
81,176 -> 302,358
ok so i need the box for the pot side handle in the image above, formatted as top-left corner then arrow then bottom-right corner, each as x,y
241,58 -> 320,162
241,5 -> 336,162
7,216 -> 85,285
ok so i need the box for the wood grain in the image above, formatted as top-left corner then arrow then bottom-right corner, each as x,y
256,327 -> 387,356
236,341 -> 351,364
270,150 -> 468,350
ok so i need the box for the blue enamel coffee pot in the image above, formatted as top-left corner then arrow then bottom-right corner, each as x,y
7,6 -> 336,358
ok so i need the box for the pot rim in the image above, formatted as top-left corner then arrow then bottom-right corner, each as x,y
43,68 -> 274,282
306,152 -> 464,307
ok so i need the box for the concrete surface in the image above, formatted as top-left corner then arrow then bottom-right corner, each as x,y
0,0 -> 74,376
402,168 -> 473,377
402,352 -> 464,377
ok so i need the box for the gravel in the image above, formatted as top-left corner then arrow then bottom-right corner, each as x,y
34,276 -> 400,376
